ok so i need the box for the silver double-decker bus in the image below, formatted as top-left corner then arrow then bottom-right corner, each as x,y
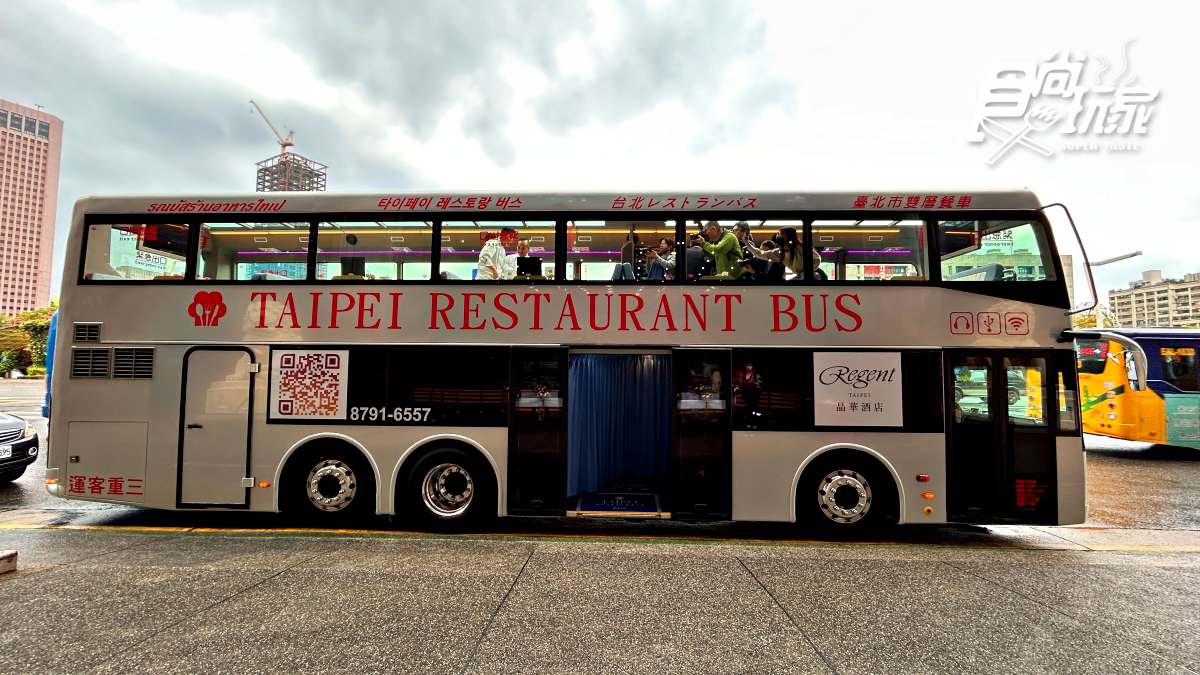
46,190 -> 1087,531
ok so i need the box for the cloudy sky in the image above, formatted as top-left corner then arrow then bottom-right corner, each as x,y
3,0 -> 1198,303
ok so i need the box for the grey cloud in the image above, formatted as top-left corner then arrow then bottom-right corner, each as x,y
1,1 -> 420,293
190,0 -> 592,166
187,0 -> 789,164
537,2 -> 760,127
535,0 -> 791,152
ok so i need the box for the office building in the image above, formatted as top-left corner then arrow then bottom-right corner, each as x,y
0,99 -> 62,315
1109,270 -> 1200,328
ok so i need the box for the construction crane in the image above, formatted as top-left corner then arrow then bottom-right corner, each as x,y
249,99 -> 326,192
249,99 -> 295,157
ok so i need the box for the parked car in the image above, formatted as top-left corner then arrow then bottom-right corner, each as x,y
0,413 -> 38,482
953,368 -> 1026,406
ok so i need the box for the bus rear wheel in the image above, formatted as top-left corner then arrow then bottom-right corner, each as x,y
800,453 -> 897,534
284,446 -> 374,523
402,447 -> 494,530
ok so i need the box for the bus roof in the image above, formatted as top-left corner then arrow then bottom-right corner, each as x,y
72,189 -> 1044,216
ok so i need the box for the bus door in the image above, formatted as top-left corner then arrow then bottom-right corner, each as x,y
179,348 -> 255,507
945,350 -> 1057,523
672,348 -> 732,519
508,347 -> 568,515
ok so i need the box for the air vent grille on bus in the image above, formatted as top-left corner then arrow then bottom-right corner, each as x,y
112,348 -> 154,379
73,323 -> 101,342
70,348 -> 111,378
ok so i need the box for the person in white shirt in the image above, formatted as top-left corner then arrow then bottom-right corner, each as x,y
476,227 -> 516,280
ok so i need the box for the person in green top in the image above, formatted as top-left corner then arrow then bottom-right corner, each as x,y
697,221 -> 745,279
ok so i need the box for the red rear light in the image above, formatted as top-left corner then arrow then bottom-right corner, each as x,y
916,474 -> 930,482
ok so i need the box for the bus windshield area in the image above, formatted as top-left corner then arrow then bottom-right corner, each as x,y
939,220 -> 1056,282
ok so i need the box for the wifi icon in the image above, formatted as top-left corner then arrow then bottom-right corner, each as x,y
1003,312 -> 1029,335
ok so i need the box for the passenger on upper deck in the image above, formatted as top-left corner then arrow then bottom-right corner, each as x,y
745,227 -> 807,279
477,227 -> 515,280
645,237 -> 676,280
504,239 -> 530,279
696,221 -> 744,280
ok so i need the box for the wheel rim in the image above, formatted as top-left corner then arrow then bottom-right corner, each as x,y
817,469 -> 872,524
421,462 -> 474,518
305,459 -> 357,512
1008,388 -> 1020,405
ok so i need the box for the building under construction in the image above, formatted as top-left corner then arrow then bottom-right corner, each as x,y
250,99 -> 327,192
255,152 -> 327,192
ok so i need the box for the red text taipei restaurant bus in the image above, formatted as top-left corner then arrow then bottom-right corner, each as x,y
46,190 -> 1086,531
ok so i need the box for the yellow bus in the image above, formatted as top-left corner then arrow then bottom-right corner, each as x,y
1075,329 -> 1200,448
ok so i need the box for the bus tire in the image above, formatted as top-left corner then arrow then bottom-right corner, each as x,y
0,466 -> 25,483
283,443 -> 375,523
401,446 -> 495,530
798,451 -> 898,534
1007,387 -> 1021,406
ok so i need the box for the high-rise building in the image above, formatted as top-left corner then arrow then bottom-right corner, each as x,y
0,99 -> 61,316
256,152 -> 327,192
1109,270 -> 1200,328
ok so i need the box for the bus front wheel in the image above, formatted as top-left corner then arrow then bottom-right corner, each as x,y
799,452 -> 897,534
402,447 -> 495,530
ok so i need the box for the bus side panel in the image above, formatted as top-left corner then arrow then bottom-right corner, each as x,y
731,431 -> 947,525
1056,435 -> 1086,525
1134,391 -> 1166,444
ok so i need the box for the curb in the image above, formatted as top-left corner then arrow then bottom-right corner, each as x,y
0,549 -> 15,574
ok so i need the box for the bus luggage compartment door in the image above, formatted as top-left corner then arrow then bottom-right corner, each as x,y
179,348 -> 255,507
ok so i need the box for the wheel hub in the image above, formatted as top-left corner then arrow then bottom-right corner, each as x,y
306,460 -> 357,512
817,469 -> 872,524
421,463 -> 474,518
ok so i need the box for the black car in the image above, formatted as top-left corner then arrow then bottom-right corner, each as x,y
0,413 -> 38,482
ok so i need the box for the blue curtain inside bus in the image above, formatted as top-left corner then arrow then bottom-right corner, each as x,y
567,354 -> 672,497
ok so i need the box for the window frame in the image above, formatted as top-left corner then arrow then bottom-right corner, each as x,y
311,217 -> 438,283
196,220 -> 318,283
437,217 -> 563,284
78,209 -> 1064,307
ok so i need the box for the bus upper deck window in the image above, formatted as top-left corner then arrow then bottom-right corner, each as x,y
810,219 -> 928,281
315,221 -> 432,281
443,220 -> 556,282
82,223 -> 188,281
683,220 -> 807,282
197,222 -> 309,281
939,220 -> 1056,282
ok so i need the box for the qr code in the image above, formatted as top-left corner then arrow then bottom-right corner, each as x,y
271,350 -> 349,419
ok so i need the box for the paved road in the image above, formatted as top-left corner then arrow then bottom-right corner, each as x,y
2,378 -> 1198,672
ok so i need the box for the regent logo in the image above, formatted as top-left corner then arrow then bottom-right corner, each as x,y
188,291 -> 227,327
818,365 -> 898,389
